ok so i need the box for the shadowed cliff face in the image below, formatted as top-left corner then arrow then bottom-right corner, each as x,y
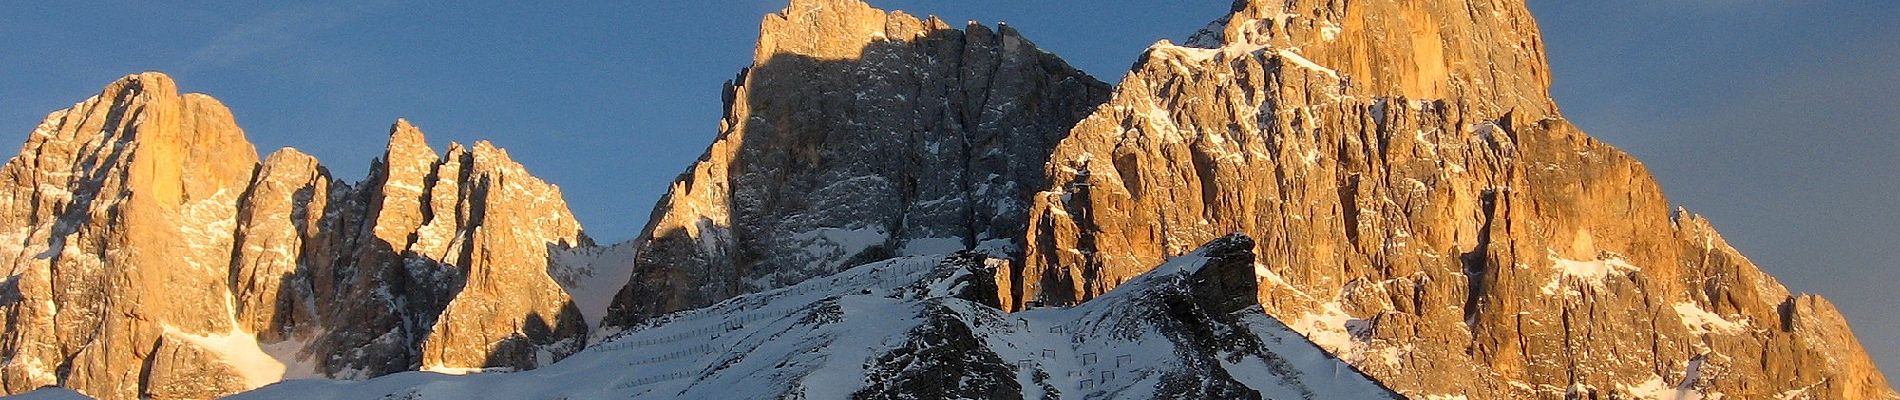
300,125 -> 591,378
0,74 -> 593,399
1017,0 -> 1896,398
602,0 -> 1110,329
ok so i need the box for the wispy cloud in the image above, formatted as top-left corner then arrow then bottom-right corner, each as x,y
181,4 -> 365,71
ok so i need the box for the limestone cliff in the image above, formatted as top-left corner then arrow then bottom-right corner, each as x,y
3,0 -> 1893,399
1019,0 -> 1896,398
0,73 -> 590,399
602,0 -> 1110,328
0,72 -> 260,400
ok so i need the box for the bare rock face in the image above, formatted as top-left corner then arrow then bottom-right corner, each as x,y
231,148 -> 331,344
410,140 -> 589,371
0,73 -> 591,399
1019,0 -> 1896,398
241,122 -> 591,378
0,73 -> 259,400
602,0 -> 1109,328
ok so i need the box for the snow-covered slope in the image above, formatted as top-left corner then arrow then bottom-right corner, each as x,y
230,234 -> 1395,399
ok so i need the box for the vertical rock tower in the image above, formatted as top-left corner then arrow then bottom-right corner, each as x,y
603,0 -> 1109,326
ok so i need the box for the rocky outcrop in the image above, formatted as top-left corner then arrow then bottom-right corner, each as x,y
0,73 -> 592,399
405,139 -> 589,372
299,125 -> 590,377
603,0 -> 1110,328
1018,0 -> 1896,398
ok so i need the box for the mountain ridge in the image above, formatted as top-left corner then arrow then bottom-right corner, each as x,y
0,72 -> 597,398
0,0 -> 1891,399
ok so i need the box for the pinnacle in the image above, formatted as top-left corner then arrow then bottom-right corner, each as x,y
387,119 -> 429,150
382,118 -> 440,167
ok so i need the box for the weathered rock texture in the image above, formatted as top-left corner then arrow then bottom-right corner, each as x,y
5,0 -> 1894,399
0,73 -> 591,399
0,72 -> 260,400
603,0 -> 1110,327
1018,0 -> 1897,398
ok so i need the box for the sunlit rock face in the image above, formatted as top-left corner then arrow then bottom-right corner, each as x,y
1,0 -> 1892,399
1017,0 -> 1895,398
0,72 -> 261,400
0,73 -> 591,399
602,0 -> 1110,328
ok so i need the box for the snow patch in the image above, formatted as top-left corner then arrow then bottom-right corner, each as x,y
262,335 -> 321,380
161,324 -> 286,389
1319,22 -> 1342,42
1619,374 -> 1701,400
1288,301 -> 1370,359
798,226 -> 889,260
899,237 -> 965,256
548,242 -> 638,330
1539,252 -> 1639,296
1276,49 -> 1340,80
1617,357 -> 1717,400
418,366 -> 511,375
1673,302 -> 1747,336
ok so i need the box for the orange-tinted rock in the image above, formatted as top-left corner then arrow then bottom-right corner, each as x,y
1018,1 -> 1895,398
0,74 -> 592,399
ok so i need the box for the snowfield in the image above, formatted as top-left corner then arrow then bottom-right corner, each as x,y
229,235 -> 1395,399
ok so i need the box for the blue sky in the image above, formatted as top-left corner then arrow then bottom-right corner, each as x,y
3,1 -> 1895,377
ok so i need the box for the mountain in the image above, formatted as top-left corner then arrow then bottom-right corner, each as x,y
601,0 -> 1110,329
0,73 -> 594,399
1015,0 -> 1894,398
1,0 -> 1893,399
597,0 -> 1893,398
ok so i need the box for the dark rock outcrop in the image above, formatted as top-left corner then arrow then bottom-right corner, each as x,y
603,0 -> 1110,328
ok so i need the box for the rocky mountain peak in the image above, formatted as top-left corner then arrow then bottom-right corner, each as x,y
1180,0 -> 1553,114
0,71 -> 263,399
603,0 -> 1111,328
385,118 -> 437,162
0,75 -> 596,399
757,0 -> 906,61
1014,1 -> 1894,398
